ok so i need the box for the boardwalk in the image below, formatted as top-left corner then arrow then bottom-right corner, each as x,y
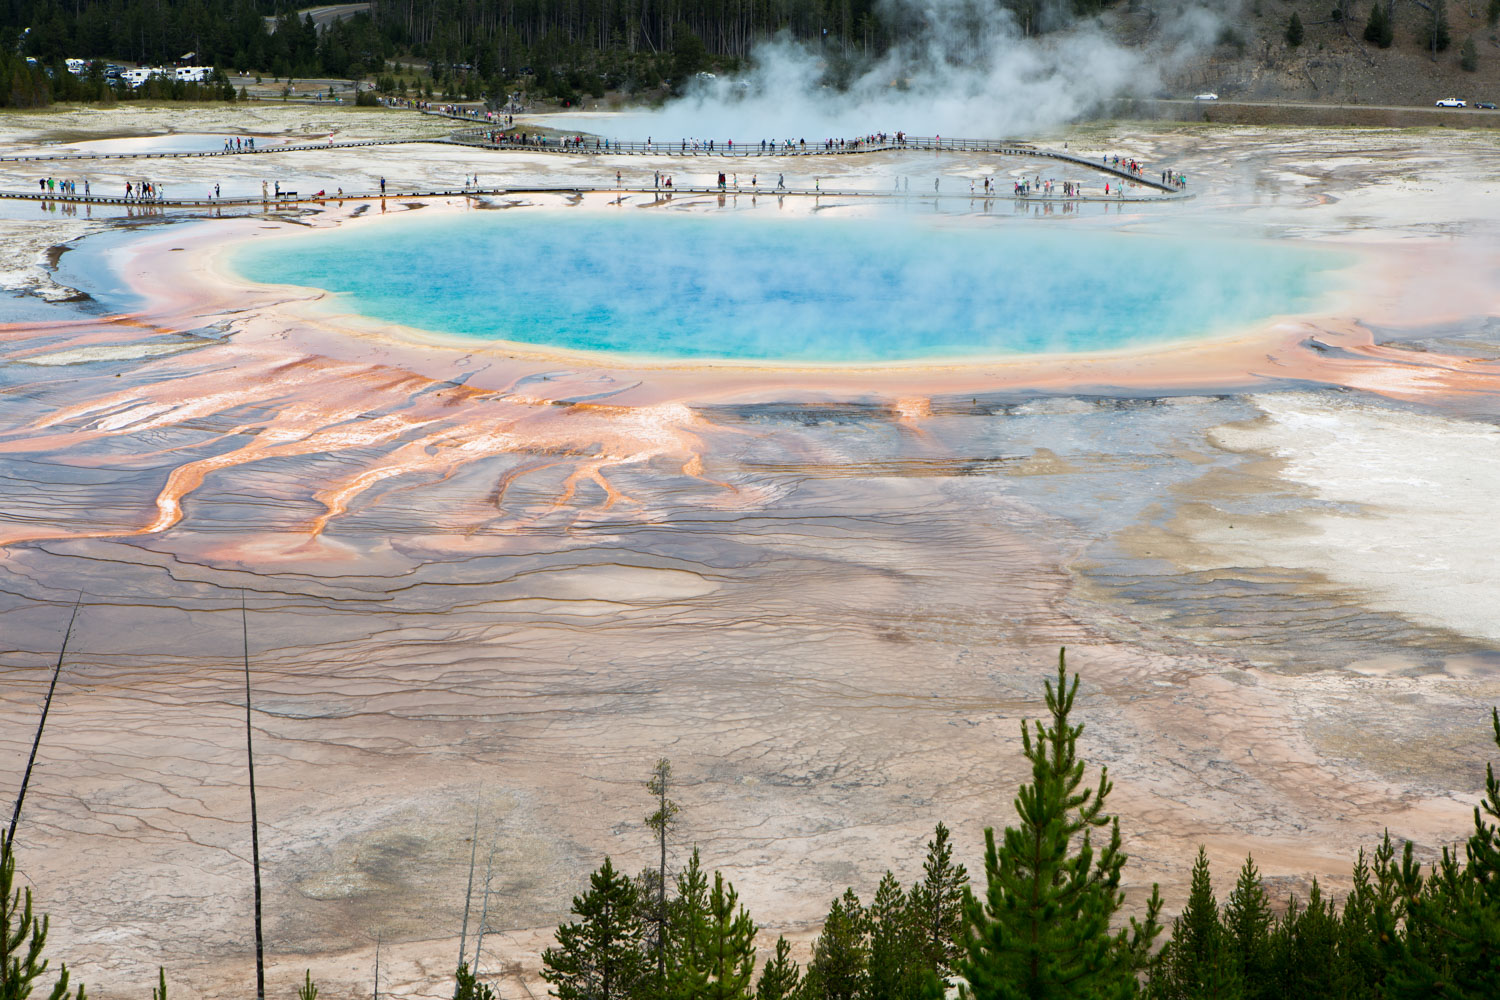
445,126 -> 1184,193
0,136 -> 439,164
0,184 -> 1187,209
0,113 -> 1188,204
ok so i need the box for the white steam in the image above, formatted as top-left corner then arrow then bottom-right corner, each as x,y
625,0 -> 1226,139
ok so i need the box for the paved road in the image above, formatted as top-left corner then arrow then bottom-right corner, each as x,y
1149,97 -> 1498,116
265,2 -> 371,32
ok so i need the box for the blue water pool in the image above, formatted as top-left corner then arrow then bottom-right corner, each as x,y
232,212 -> 1348,363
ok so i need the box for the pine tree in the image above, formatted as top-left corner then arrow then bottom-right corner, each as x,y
958,649 -> 1161,1000
1267,881 -> 1349,999
1286,11 -> 1304,47
541,857 -> 648,1000
1218,851 -> 1266,995
297,970 -> 319,1000
865,872 -> 941,1000
1221,855 -> 1272,999
667,859 -> 757,1000
453,962 -> 495,1000
1362,4 -> 1387,46
801,890 -> 868,1000
666,849 -> 711,1000
0,831 -> 85,1000
1153,848 -> 1240,1000
755,936 -> 800,1000
1387,709 -> 1500,998
1422,0 -> 1452,55
1378,1 -> 1396,47
1460,36 -> 1478,72
646,759 -> 681,993
1339,840 -> 1401,998
907,823 -> 968,983
704,871 -> 757,1000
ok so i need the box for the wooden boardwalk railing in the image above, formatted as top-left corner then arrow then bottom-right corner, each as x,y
444,127 -> 1183,192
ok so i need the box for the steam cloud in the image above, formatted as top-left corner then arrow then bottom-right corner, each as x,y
628,0 -> 1227,139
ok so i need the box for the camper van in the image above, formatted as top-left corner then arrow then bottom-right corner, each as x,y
121,67 -> 164,88
174,66 -> 212,83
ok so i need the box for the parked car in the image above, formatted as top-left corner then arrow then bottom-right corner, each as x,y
1435,98 -> 1466,107
1194,93 -> 1219,101
1476,101 -> 1497,110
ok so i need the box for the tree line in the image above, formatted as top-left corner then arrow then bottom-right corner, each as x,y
1,0 -> 1124,107
7,649 -> 1500,998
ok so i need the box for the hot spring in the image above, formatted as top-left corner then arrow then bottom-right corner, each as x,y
232,211 -> 1350,363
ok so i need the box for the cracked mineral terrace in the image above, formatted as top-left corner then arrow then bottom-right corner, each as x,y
1,105 -> 1499,999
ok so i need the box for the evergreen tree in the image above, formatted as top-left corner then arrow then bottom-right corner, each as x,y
1490,0 -> 1500,28
958,649 -> 1162,1000
1152,848 -> 1240,1000
1267,881 -> 1349,999
802,890 -> 868,1000
865,872 -> 941,1000
1221,854 -> 1273,1000
1386,709 -> 1500,998
666,857 -> 757,1000
1286,11 -> 1304,47
666,848 -> 712,1000
1,832 -> 85,1000
1460,36 -> 1478,72
297,970 -> 319,1000
907,823 -> 968,983
453,962 -> 495,1000
646,758 -> 680,994
541,857 -> 648,1000
755,937 -> 800,1000
1421,0 -> 1452,55
1339,841 -> 1400,998
1363,3 -> 1392,47
702,871 -> 757,1000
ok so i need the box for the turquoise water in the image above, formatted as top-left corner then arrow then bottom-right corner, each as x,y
233,212 -> 1347,362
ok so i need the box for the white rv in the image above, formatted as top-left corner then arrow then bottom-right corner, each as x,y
122,67 -> 164,88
